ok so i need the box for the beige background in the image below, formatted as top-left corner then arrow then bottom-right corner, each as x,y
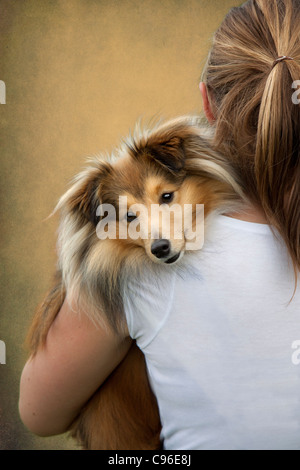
0,0 -> 240,450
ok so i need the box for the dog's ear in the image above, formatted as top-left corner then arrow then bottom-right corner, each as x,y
145,136 -> 185,173
56,162 -> 113,226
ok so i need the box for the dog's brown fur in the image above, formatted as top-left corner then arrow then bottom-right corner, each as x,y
27,116 -> 244,450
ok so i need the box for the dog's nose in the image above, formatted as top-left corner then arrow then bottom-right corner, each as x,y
151,239 -> 171,259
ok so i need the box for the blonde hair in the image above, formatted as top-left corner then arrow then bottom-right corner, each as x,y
203,0 -> 300,279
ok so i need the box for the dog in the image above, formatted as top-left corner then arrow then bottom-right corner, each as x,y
26,116 -> 244,450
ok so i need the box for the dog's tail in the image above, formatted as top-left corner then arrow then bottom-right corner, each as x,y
26,271 -> 66,355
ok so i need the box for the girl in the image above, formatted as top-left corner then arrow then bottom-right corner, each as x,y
19,0 -> 300,450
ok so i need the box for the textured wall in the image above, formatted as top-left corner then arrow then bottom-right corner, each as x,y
0,0 -> 240,450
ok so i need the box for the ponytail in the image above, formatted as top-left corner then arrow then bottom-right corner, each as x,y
204,0 -> 300,279
256,58 -> 300,280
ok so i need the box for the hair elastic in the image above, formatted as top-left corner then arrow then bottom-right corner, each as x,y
272,55 -> 294,68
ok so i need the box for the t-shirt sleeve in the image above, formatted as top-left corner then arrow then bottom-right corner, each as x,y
123,268 -> 177,350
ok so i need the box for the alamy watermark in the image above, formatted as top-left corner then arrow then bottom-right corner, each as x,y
1,82 -> 6,361
292,80 -> 300,105
291,340 -> 300,366
95,197 -> 205,251
0,80 -> 6,104
0,340 -> 6,364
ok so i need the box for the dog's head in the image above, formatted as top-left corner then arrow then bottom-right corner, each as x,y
56,117 -> 244,268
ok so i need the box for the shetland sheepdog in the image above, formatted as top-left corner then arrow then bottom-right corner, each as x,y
27,116 -> 244,450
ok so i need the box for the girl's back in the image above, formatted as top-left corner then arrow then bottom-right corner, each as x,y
125,215 -> 300,450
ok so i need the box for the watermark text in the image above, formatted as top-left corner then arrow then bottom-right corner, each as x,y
0,80 -> 6,104
291,340 -> 300,366
0,340 -> 6,364
292,80 -> 300,105
95,197 -> 205,251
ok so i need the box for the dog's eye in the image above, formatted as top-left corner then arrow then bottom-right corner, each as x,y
160,192 -> 174,204
126,212 -> 137,222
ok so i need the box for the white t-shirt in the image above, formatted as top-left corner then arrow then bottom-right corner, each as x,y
124,215 -> 300,450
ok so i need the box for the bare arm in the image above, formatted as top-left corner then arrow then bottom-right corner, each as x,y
19,299 -> 132,437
